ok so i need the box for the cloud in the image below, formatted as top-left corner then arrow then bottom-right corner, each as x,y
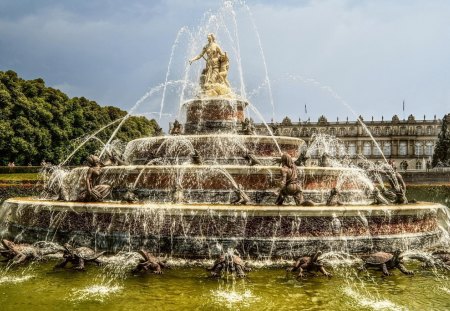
0,0 -> 449,129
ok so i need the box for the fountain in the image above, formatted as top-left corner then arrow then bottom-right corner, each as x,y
1,31 -> 448,260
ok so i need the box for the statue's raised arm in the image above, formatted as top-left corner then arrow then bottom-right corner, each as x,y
189,46 -> 207,65
188,33 -> 232,97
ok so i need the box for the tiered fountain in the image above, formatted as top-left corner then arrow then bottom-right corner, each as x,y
1,34 -> 448,259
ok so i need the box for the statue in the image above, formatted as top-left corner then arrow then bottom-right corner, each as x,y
287,251 -> 332,279
294,149 -> 309,167
371,188 -> 389,205
103,148 -> 128,166
275,153 -> 311,206
170,120 -> 183,135
270,123 -> 281,136
319,153 -> 331,167
207,253 -> 250,278
189,33 -> 232,97
122,188 -> 139,203
241,118 -> 256,135
190,150 -> 203,165
390,169 -> 408,204
77,155 -> 111,202
132,250 -> 168,274
326,188 -> 343,206
244,152 -> 262,166
231,184 -> 250,205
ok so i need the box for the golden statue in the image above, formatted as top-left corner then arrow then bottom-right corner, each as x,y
189,33 -> 232,97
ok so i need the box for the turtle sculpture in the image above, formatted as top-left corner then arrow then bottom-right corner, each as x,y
361,250 -> 413,276
431,251 -> 450,268
371,188 -> 389,205
231,184 -> 250,205
55,243 -> 105,270
132,250 -> 168,274
288,251 -> 332,278
408,250 -> 450,271
244,152 -> 262,166
208,253 -> 251,278
0,239 -> 62,264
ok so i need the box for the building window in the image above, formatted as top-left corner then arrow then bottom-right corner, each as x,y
425,142 -> 434,156
351,127 -> 356,135
385,127 -> 391,135
399,142 -> 407,156
311,128 -> 317,135
415,142 -> 423,156
416,160 -> 423,170
416,127 -> 422,135
374,127 -> 380,135
330,128 -> 336,136
373,143 -> 382,156
340,128 -> 345,136
400,127 -> 406,135
383,143 -> 391,156
363,142 -> 372,156
302,128 -> 309,136
348,143 -> 356,156
427,127 -> 432,135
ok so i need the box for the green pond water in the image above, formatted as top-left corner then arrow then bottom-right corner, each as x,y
0,260 -> 449,311
0,185 -> 449,310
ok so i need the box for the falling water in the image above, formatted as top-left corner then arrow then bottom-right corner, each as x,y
246,102 -> 282,155
99,79 -> 187,158
60,117 -> 124,166
241,1 -> 275,119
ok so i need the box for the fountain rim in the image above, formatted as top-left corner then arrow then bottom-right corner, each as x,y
3,197 -> 444,217
127,134 -> 304,143
69,164 -> 365,175
182,96 -> 248,104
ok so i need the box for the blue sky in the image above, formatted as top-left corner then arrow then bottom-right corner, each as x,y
1,0 -> 449,129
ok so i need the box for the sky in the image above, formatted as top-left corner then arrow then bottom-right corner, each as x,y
1,0 -> 449,129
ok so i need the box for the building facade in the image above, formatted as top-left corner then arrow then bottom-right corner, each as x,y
256,114 -> 442,170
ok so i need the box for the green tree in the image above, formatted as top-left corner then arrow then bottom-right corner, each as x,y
432,113 -> 450,167
0,70 -> 160,166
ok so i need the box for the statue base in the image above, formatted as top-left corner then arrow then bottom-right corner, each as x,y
183,97 -> 248,134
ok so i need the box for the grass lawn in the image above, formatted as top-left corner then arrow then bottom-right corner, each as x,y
0,173 -> 41,181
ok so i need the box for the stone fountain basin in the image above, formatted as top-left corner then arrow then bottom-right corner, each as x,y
62,165 -> 370,204
1,198 -> 446,258
124,134 -> 304,164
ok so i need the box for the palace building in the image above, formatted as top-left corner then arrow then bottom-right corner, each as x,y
255,114 -> 442,170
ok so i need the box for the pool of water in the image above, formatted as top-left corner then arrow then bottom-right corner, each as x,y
0,185 -> 449,310
0,259 -> 449,311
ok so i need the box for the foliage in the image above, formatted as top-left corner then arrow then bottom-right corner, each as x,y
432,113 -> 450,167
0,173 -> 40,181
0,70 -> 161,165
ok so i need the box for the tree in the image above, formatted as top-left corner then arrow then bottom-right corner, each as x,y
0,70 -> 160,165
432,113 -> 450,167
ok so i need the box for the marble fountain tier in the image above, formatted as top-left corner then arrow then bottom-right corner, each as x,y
1,95 -> 446,258
1,34 -> 448,258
